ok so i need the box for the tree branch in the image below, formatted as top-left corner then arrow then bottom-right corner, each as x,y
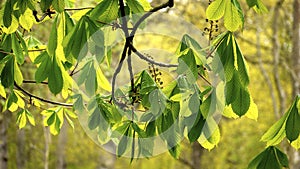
14,82 -> 73,107
64,7 -> 94,11
130,0 -> 174,38
130,44 -> 178,67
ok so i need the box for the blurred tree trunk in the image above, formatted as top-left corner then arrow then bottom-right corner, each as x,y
56,122 -> 67,169
44,124 -> 51,169
272,0 -> 286,115
191,142 -> 203,169
0,108 -> 9,169
16,130 -> 26,169
291,0 -> 300,168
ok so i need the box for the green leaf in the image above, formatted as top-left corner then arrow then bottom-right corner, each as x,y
34,52 -> 51,83
14,59 -> 23,85
47,112 -> 56,125
177,49 -> 198,84
224,1 -> 243,32
188,93 -> 201,114
225,71 -> 240,104
90,0 -> 119,23
17,109 -> 27,129
168,144 -> 180,159
3,0 -> 13,28
47,17 -> 58,57
88,108 -> 101,130
235,38 -> 249,87
246,0 -> 257,8
1,55 -> 14,88
217,33 -> 235,81
48,55 -> 63,94
286,98 -> 300,142
52,0 -> 65,13
12,33 -> 24,64
206,0 -> 226,20
25,109 -> 36,126
188,113 -> 205,142
117,125 -> 131,157
139,70 -> 157,94
40,0 -> 53,11
19,9 -> 35,31
248,146 -> 289,169
149,89 -> 167,116
231,87 -> 250,116
178,34 -> 206,64
253,0 -> 268,14
127,0 -> 145,13
261,112 -> 288,146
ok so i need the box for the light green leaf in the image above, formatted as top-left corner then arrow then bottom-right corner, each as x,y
14,59 -> 23,86
261,110 -> 288,143
224,1 -> 243,32
19,9 -> 34,31
127,0 -> 144,13
90,0 -> 119,23
291,135 -> 300,149
2,15 -> 19,34
206,0 -> 226,20
17,109 -> 27,129
25,109 -> 36,126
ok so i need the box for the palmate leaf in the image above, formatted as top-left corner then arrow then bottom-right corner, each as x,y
248,146 -> 289,169
206,0 -> 243,31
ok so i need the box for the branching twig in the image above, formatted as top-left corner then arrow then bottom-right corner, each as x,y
130,45 -> 178,67
23,80 -> 48,85
64,7 -> 94,11
14,82 -> 73,107
130,0 -> 174,38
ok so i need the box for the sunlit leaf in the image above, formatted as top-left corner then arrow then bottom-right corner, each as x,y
19,9 -> 34,31
206,0 -> 226,20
